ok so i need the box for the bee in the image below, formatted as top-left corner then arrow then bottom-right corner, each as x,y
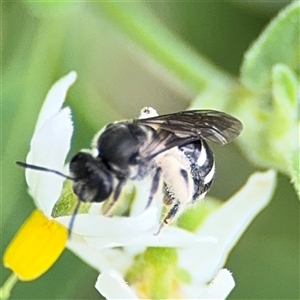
18,107 -> 243,234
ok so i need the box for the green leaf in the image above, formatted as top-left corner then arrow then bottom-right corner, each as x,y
271,64 -> 298,137
236,1 -> 299,197
271,64 -> 299,197
237,64 -> 299,197
52,179 -> 136,217
241,1 -> 299,91
51,180 -> 90,217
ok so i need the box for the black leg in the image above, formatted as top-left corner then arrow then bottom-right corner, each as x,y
102,179 -> 125,216
145,167 -> 162,209
154,202 -> 180,235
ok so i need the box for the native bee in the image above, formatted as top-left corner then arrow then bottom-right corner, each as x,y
18,107 -> 243,234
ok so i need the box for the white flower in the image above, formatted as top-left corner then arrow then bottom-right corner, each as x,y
178,170 -> 276,298
26,71 -> 76,216
26,72 -> 208,244
93,170 -> 276,299
24,72 -> 276,299
24,72 -> 216,267
96,270 -> 139,300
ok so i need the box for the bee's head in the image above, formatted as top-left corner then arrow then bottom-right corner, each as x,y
69,152 -> 113,203
17,152 -> 114,237
17,152 -> 113,205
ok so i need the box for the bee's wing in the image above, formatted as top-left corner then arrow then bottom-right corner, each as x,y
136,110 -> 243,159
138,110 -> 243,145
138,129 -> 196,160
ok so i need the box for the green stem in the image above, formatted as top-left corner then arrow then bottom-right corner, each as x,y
95,2 -> 236,93
0,273 -> 19,300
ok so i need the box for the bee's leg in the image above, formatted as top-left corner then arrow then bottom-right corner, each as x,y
145,167 -> 162,209
154,202 -> 180,235
159,154 -> 194,205
102,179 -> 126,216
155,154 -> 193,234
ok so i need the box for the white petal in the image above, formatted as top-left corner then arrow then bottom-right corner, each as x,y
59,204 -> 216,250
198,269 -> 235,299
26,108 -> 73,216
179,170 -> 276,283
95,270 -> 138,299
56,208 -> 158,238
85,225 -> 217,251
34,71 -> 77,134
67,234 -> 107,272
67,235 -> 133,273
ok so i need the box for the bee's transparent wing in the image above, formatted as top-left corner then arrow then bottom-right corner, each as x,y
137,110 -> 243,145
136,110 -> 243,159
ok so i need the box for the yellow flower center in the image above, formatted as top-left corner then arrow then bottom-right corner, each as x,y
3,210 -> 68,281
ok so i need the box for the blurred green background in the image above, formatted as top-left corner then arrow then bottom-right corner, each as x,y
2,1 -> 298,299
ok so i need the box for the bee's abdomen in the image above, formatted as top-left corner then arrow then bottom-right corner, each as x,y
180,140 -> 215,201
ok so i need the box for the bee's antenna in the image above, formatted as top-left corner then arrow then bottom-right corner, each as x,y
16,161 -> 75,180
17,161 -> 81,238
